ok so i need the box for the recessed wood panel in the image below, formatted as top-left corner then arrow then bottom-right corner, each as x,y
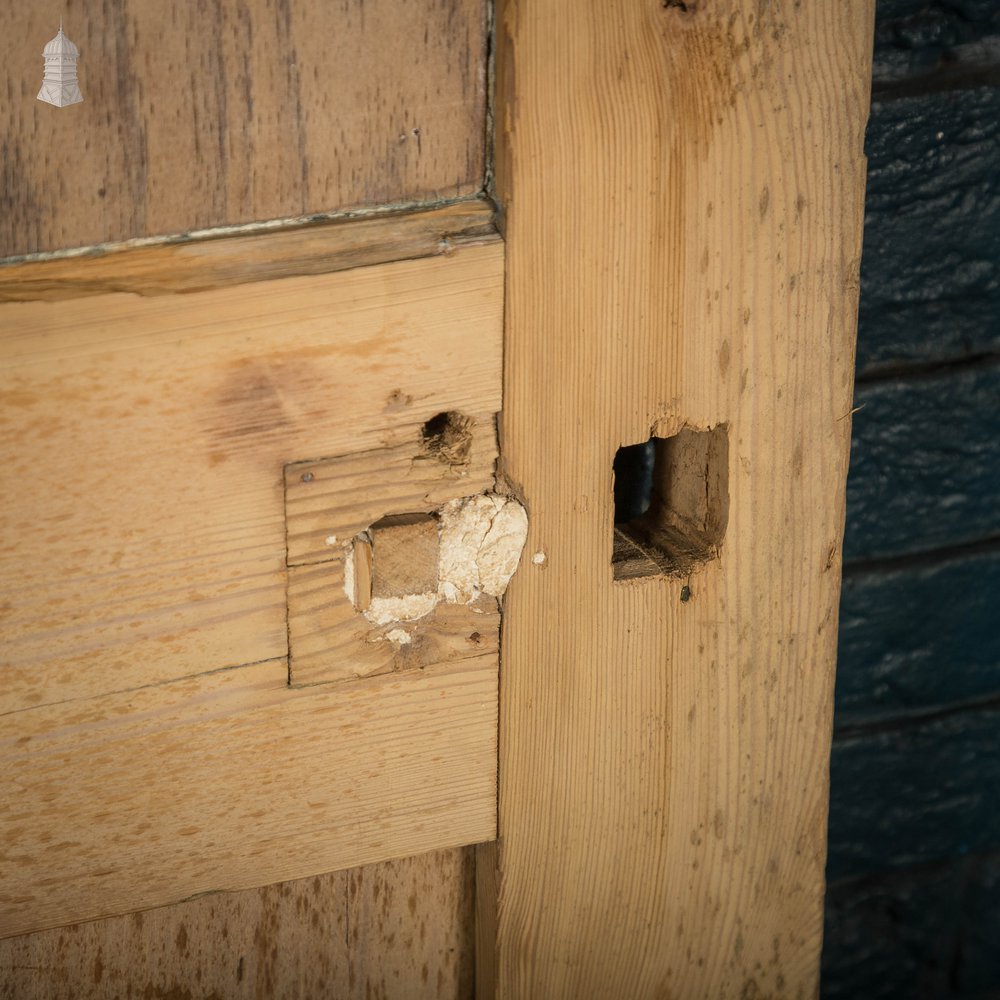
0,847 -> 476,1000
0,0 -> 487,258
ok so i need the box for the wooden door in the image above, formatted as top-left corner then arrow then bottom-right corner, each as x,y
2,2 -> 497,994
0,1 -> 875,996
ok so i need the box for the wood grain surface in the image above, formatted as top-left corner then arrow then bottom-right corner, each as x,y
0,656 -> 496,938
0,232 -> 504,938
1,0 -> 487,259
0,199 -> 496,302
0,847 -> 475,1000
485,0 -> 874,997
284,414 -> 499,569
285,418 -> 501,687
0,239 -> 502,711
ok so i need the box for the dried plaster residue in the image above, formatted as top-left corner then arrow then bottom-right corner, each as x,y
438,493 -> 528,604
363,592 -> 439,627
346,493 -> 528,625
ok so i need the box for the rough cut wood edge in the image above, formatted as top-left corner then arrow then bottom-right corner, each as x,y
0,846 -> 476,1000
0,199 -> 496,302
288,561 -> 500,686
0,656 -> 497,939
485,0 -> 874,997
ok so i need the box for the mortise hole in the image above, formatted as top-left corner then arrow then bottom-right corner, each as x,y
612,424 -> 729,581
349,512 -> 440,611
420,411 -> 475,467
368,512 -> 440,599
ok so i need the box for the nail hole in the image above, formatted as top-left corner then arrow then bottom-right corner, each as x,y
420,411 -> 475,467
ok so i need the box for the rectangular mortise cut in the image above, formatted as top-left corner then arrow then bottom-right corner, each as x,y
612,425 -> 729,581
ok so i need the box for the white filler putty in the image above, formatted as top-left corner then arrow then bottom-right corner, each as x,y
344,493 -> 528,626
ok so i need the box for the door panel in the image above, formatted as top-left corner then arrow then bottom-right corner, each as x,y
0,847 -> 475,1000
0,224 -> 506,937
0,1 -> 488,257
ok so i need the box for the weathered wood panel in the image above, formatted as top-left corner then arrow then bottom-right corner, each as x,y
828,705 -> 1000,882
0,199 -> 496,302
485,0 -> 873,996
0,847 -> 475,1000
0,653 -> 496,938
856,87 -> 1000,376
0,226 -> 505,937
823,851 -> 1000,1000
1,0 -> 487,258
0,239 -> 502,711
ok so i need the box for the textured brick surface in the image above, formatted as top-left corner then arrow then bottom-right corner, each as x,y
872,0 -> 1000,85
827,706 -> 1000,881
857,87 -> 1000,375
857,295 -> 1000,377
954,854 -> 1000,995
843,361 -> 1000,561
822,862 -> 964,1000
825,1 -> 1000,994
836,546 -> 1000,725
823,853 -> 1000,1000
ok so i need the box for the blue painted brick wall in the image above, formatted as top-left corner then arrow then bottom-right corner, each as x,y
837,547 -> 1000,724
844,363 -> 1000,560
822,0 -> 1000,996
857,88 -> 1000,376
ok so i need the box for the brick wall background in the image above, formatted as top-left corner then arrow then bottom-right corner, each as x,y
822,2 -> 1000,997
